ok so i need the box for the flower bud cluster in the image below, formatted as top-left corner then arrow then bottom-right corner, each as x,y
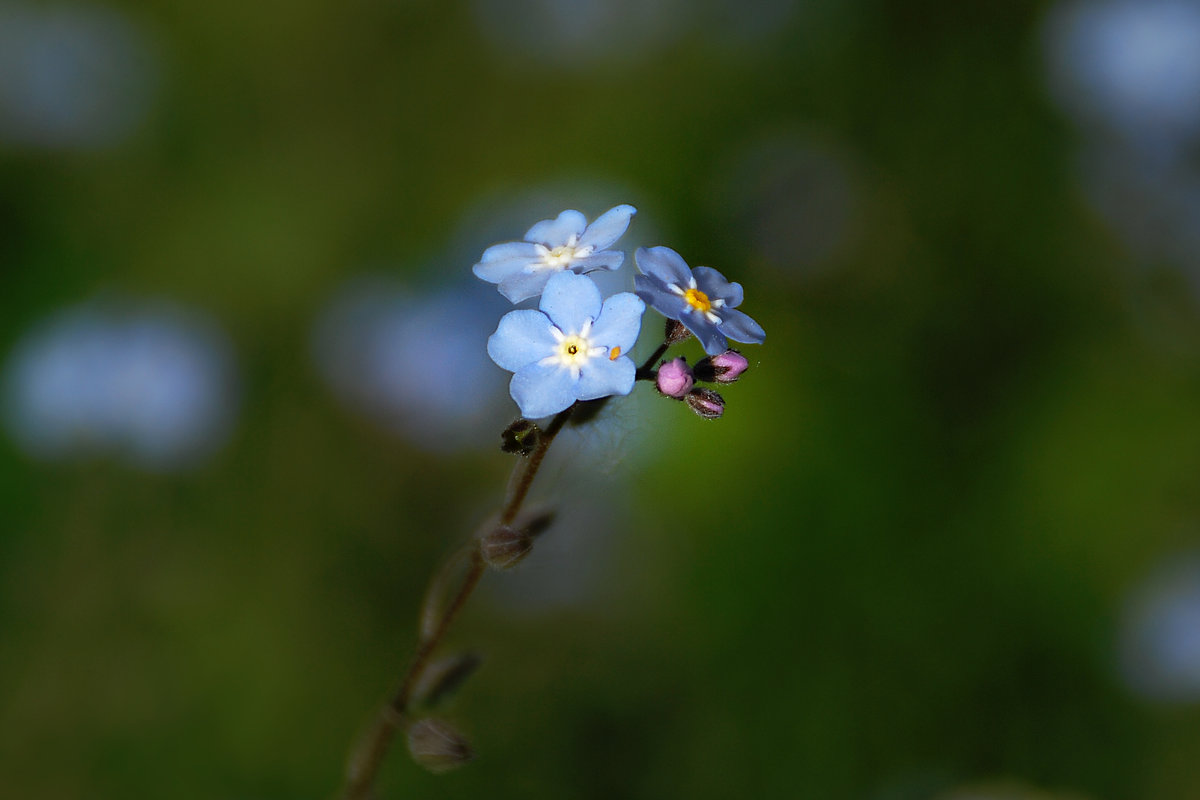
652,348 -> 751,419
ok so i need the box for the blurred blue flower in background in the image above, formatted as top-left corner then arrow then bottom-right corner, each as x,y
1043,0 -> 1200,152
2,300 -> 237,470
470,0 -> 680,69
1042,0 -> 1200,291
314,276 -> 511,451
0,3 -> 157,149
1119,551 -> 1200,704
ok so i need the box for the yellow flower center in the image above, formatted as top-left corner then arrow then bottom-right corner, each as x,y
684,287 -> 712,313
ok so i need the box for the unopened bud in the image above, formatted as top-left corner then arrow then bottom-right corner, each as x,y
407,718 -> 474,773
500,418 -> 541,455
481,525 -> 534,569
694,349 -> 749,383
664,318 -> 692,345
685,387 -> 725,419
655,357 -> 694,398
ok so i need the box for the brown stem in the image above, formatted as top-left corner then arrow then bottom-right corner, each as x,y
634,339 -> 673,381
339,403 -> 577,799
499,404 -> 575,525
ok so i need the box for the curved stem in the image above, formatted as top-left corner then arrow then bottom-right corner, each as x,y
500,405 -> 574,525
634,341 -> 671,380
339,403 -> 577,799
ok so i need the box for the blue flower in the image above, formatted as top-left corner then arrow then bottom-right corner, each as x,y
487,271 -> 645,418
473,205 -> 636,303
634,246 -> 766,355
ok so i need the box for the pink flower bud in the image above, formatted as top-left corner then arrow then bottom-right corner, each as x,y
655,357 -> 694,398
695,349 -> 749,383
711,349 -> 749,382
685,387 -> 725,419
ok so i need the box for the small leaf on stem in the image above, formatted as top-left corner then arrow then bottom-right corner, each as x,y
414,652 -> 483,709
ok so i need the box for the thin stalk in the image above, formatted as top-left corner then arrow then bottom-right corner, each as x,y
339,403 -> 576,799
634,340 -> 671,381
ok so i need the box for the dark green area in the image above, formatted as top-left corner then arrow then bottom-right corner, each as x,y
3,1 -> 1200,798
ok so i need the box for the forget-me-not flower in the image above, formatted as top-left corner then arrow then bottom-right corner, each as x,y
473,205 -> 636,303
487,271 -> 645,418
634,246 -> 766,355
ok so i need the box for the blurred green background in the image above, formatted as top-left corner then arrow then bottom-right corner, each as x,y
4,0 -> 1200,797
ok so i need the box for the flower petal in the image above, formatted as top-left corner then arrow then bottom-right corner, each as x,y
635,246 -> 693,287
539,272 -> 602,333
497,270 -> 557,303
590,292 -> 645,354
487,309 -> 558,372
570,251 -> 624,273
510,362 -> 578,418
692,266 -> 744,308
577,204 -> 636,251
525,210 -> 588,247
716,308 -> 766,346
480,241 -> 542,263
473,242 -> 543,285
634,275 -> 690,320
684,315 -> 728,355
576,356 -> 636,402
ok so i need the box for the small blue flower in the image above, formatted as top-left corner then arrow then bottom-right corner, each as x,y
634,246 -> 766,355
473,205 -> 636,303
487,271 -> 645,418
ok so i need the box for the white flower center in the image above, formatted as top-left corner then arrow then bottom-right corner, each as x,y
533,234 -> 595,271
540,319 -> 608,379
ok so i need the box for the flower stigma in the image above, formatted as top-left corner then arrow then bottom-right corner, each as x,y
534,234 -> 595,270
543,319 -> 605,378
684,287 -> 712,313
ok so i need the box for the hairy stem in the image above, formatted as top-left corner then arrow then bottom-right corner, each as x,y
340,403 -> 576,799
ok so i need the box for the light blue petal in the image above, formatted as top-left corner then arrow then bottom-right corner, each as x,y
716,309 -> 766,346
635,246 -> 692,287
510,362 -> 578,419
498,270 -> 557,303
525,210 -> 588,247
539,272 -> 602,333
570,251 -> 624,273
577,204 -> 636,251
590,292 -> 645,354
487,309 -> 558,371
692,266 -> 744,307
634,275 -> 689,321
480,241 -> 541,263
576,357 -> 635,402
474,255 -> 541,285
